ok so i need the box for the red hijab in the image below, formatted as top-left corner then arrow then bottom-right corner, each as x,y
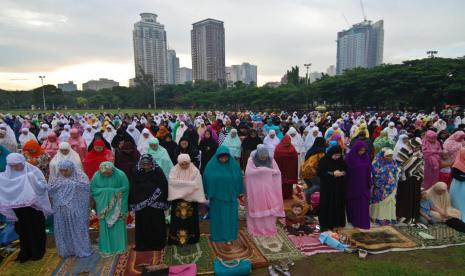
274,135 -> 298,185
82,139 -> 114,179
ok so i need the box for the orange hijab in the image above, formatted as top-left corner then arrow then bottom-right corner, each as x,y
23,140 -> 46,164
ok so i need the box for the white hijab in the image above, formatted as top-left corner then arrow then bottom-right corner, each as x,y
263,130 -> 280,156
0,153 -> 52,221
18,128 -> 37,146
137,128 -> 154,154
49,142 -> 83,180
126,125 -> 140,143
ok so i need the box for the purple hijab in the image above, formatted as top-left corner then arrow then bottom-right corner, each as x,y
344,140 -> 372,229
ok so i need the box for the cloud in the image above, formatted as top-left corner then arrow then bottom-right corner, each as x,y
0,0 -> 464,90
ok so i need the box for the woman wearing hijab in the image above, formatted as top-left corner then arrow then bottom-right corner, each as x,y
103,125 -> 117,146
37,124 -> 51,144
451,148 -> 465,222
183,125 -> 200,149
68,128 -> 88,161
168,154 -> 206,245
287,127 -> 306,172
41,132 -> 59,158
160,134 -> 178,164
22,140 -> 51,181
240,129 -> 262,171
147,138 -> 173,178
91,162 -> 129,255
370,148 -> 400,225
130,154 -> 169,251
82,139 -> 114,179
345,140 -> 372,229
0,153 -> 52,262
443,131 -> 465,166
175,121 -> 187,144
317,146 -> 346,231
274,135 -> 299,200
301,137 -> 326,200
203,146 -> 244,243
263,129 -> 280,156
221,129 -> 242,162
425,182 -> 461,223
0,128 -> 18,153
0,145 -> 11,172
48,160 -> 92,257
205,125 -> 219,143
156,125 -> 170,140
245,147 -> 284,237
137,129 -> 154,154
49,142 -> 83,180
422,130 -> 442,190
59,125 -> 71,142
126,125 -> 141,145
304,126 -> 322,152
396,138 -> 424,223
393,134 -> 409,160
114,139 -> 140,185
87,133 -> 112,152
19,128 -> 37,146
373,130 -> 394,155
175,137 -> 201,168
199,129 -> 219,174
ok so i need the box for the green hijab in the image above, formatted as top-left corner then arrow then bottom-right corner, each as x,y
203,146 -> 244,202
146,138 -> 173,178
0,145 -> 11,172
90,162 -> 129,224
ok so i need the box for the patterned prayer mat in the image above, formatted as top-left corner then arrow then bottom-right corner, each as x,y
0,248 -> 61,276
113,246 -> 164,276
52,248 -> 120,276
343,226 -> 417,252
395,223 -> 465,248
287,234 -> 341,256
250,227 -> 302,262
209,230 -> 268,268
163,235 -> 214,275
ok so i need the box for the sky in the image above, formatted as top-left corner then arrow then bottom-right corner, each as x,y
1,0 -> 464,90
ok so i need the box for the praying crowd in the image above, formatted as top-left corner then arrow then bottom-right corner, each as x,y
1,109 -> 465,265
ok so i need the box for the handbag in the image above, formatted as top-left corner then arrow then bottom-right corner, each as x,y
213,258 -> 251,276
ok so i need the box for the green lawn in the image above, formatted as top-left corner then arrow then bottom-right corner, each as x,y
254,245 -> 465,275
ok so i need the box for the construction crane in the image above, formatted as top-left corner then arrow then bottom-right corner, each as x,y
341,13 -> 350,27
360,0 -> 367,21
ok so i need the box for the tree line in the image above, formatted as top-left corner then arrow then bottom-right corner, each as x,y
1,57 -> 464,111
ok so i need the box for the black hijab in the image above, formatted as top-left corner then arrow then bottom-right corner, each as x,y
305,137 -> 326,160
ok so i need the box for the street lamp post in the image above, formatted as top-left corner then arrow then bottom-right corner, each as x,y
39,76 -> 46,110
304,63 -> 312,85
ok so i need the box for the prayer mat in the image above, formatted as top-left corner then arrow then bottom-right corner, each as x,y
343,226 -> 417,252
287,234 -> 341,256
209,230 -> 268,268
163,235 -> 214,275
113,246 -> 164,276
250,227 -> 302,262
52,248 -> 120,276
395,223 -> 465,248
0,248 -> 61,276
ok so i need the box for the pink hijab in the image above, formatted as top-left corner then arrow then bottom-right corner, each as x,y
443,131 -> 465,161
41,132 -> 59,158
67,128 -> 88,161
422,130 -> 442,189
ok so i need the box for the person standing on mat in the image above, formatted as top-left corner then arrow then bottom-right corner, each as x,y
91,162 -> 129,256
0,153 -> 52,262
274,135 -> 299,200
130,154 -> 169,251
345,140 -> 372,229
203,146 -> 244,243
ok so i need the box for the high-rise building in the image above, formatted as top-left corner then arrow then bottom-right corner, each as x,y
309,72 -> 322,83
336,20 -> 384,75
82,78 -> 119,91
191,18 -> 225,85
133,13 -> 168,84
178,67 -> 193,84
226,63 -> 257,85
167,49 -> 180,85
57,81 -> 77,92
326,65 -> 336,76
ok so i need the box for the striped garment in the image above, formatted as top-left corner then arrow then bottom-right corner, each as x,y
396,146 -> 424,180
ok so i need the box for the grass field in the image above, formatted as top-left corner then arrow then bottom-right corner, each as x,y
254,245 -> 465,275
0,108 -> 204,115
